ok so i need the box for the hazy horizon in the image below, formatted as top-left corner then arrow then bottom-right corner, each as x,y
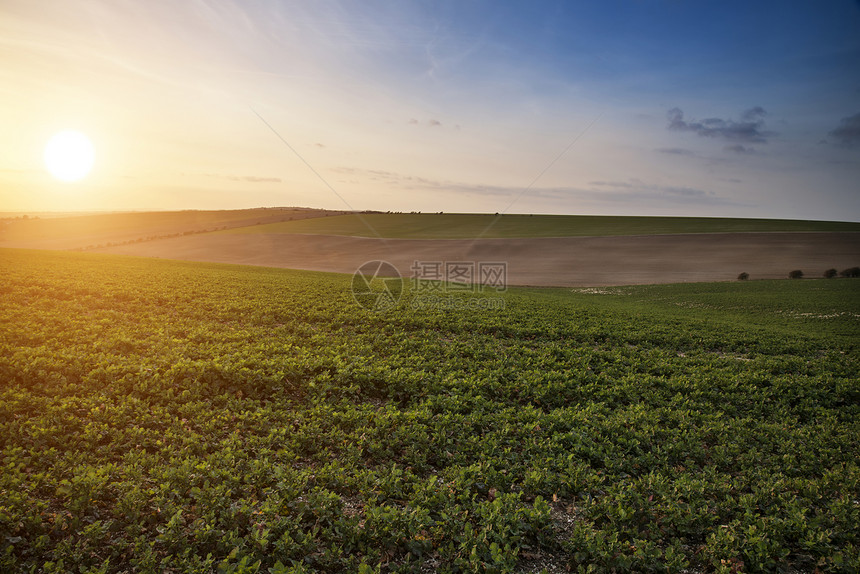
2,1 -> 859,220
4,208 -> 860,226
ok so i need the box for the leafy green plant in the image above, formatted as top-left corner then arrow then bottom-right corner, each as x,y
0,249 -> 857,572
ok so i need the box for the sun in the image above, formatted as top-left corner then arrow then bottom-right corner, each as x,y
44,130 -> 95,182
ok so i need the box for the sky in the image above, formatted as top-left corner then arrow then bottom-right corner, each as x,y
1,0 -> 859,220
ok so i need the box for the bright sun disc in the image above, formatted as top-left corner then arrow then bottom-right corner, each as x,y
44,130 -> 94,182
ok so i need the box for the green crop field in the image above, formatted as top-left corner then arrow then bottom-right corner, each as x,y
1,248 -> 858,573
222,213 -> 860,239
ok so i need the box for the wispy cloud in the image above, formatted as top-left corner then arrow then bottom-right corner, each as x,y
827,113 -> 860,147
723,144 -> 756,155
201,173 -> 282,183
587,180 -> 747,206
231,176 -> 282,183
667,107 -> 771,144
408,118 -> 445,127
334,167 -> 745,207
656,147 -> 695,156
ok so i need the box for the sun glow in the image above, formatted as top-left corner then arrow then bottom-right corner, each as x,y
44,130 -> 94,182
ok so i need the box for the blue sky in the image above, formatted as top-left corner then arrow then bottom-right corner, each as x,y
1,0 -> 859,220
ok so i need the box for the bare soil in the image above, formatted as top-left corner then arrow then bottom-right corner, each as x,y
92,231 -> 860,286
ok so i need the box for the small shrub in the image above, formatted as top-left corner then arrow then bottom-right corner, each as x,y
824,268 -> 838,279
788,270 -> 803,279
737,272 -> 749,281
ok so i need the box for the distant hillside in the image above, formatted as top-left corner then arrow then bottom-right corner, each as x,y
221,212 -> 860,239
0,207 -> 345,250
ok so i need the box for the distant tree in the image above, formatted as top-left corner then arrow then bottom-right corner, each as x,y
737,272 -> 749,281
840,266 -> 860,278
823,268 -> 838,279
788,270 -> 804,279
